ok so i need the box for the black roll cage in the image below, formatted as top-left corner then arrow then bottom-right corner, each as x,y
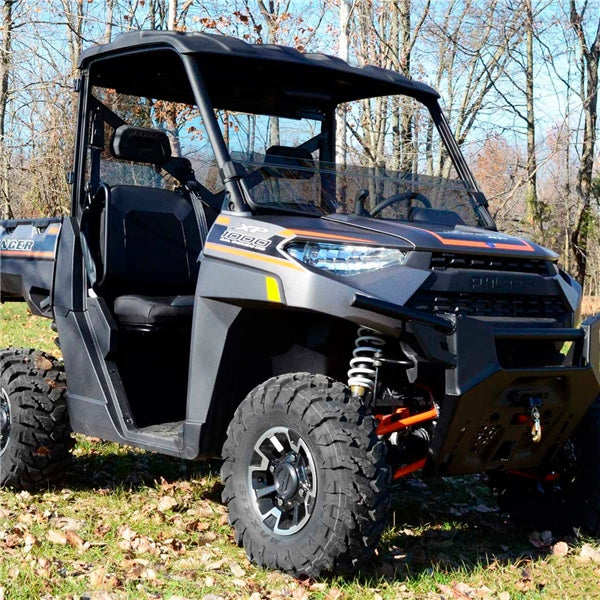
71,34 -> 495,229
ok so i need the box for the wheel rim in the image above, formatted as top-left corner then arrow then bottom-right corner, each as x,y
0,388 -> 10,455
248,426 -> 317,536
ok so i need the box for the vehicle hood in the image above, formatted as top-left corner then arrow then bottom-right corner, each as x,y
322,214 -> 558,260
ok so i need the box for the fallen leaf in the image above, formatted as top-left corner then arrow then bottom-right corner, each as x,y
80,592 -> 116,600
516,579 -> 535,592
89,566 -> 106,587
17,513 -> 33,525
35,558 -> 52,578
47,529 -> 68,545
23,533 -> 37,552
552,541 -> 569,556
158,495 -> 178,512
436,582 -> 471,599
94,522 -> 111,537
197,531 -> 217,544
309,583 -> 328,592
186,519 -> 210,532
229,561 -> 245,578
206,558 -> 226,571
55,517 -> 84,531
325,588 -> 343,600
45,377 -> 67,389
292,588 -> 309,600
33,354 -> 53,371
131,535 -> 158,555
66,530 -> 85,550
117,525 -> 137,541
580,543 -> 600,562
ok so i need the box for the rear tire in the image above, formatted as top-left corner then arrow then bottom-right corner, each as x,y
221,373 -> 390,577
490,397 -> 600,534
0,348 -> 73,489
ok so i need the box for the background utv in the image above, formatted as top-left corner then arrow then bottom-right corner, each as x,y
1,31 -> 600,577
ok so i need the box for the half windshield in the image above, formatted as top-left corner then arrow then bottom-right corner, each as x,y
219,97 -> 486,228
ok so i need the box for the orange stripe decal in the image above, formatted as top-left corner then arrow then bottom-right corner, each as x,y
425,229 -> 535,252
216,215 -> 231,225
0,250 -> 55,258
204,242 -> 304,271
45,224 -> 61,235
280,228 -> 369,243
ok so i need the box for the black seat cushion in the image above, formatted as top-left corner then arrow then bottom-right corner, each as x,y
98,185 -> 202,299
113,295 -> 194,327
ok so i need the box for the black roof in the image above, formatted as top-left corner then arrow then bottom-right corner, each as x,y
79,30 -> 439,116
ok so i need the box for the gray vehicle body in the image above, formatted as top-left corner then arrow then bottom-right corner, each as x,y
1,31 -> 599,480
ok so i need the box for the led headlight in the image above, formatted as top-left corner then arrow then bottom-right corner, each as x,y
285,242 -> 406,275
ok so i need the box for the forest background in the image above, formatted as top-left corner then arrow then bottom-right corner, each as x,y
1,0 -> 600,292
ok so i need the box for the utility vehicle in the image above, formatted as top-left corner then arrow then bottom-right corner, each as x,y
1,31 -> 600,577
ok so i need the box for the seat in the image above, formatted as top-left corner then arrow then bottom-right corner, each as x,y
94,184 -> 202,329
113,295 -> 194,329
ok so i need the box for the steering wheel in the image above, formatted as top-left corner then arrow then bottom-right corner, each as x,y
369,191 -> 432,218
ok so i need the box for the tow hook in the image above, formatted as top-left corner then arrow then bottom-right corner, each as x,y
529,398 -> 542,443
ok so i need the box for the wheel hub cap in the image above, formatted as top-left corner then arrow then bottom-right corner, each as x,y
248,426 -> 317,536
274,459 -> 299,500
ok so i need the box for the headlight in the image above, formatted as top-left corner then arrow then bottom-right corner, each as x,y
285,242 -> 406,275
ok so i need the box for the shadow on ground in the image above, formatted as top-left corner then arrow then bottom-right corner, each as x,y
65,441 -> 540,582
67,440 -> 223,499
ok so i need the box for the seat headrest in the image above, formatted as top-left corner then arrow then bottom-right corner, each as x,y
112,125 -> 171,164
263,145 -> 315,179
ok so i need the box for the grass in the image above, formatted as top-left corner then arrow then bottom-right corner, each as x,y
2,301 -> 600,599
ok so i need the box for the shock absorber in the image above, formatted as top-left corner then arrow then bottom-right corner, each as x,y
347,326 -> 385,397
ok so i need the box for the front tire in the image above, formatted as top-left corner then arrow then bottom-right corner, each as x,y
221,373 -> 390,577
0,348 -> 73,489
490,397 -> 600,534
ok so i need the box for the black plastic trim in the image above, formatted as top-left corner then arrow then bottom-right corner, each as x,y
352,293 -> 454,334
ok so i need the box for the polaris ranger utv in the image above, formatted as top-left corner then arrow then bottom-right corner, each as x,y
1,31 -> 600,577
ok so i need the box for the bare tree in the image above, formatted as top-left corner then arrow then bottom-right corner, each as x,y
335,0 -> 352,168
0,0 -> 17,218
569,0 -> 600,286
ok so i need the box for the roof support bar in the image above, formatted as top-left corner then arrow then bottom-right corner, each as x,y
180,53 -> 250,214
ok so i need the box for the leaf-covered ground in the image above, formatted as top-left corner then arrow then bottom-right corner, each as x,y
2,302 -> 600,599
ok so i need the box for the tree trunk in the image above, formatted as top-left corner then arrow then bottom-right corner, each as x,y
168,0 -> 177,30
524,0 -> 539,230
569,1 -> 600,286
105,0 -> 114,43
395,0 -> 414,175
335,0 -> 351,170
0,0 -> 14,219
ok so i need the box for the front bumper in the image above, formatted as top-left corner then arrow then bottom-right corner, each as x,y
422,314 -> 600,476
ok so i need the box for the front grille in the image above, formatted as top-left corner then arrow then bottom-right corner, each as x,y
430,252 -> 551,275
407,291 -> 568,320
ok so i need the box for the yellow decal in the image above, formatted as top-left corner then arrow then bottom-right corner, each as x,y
265,276 -> 282,303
